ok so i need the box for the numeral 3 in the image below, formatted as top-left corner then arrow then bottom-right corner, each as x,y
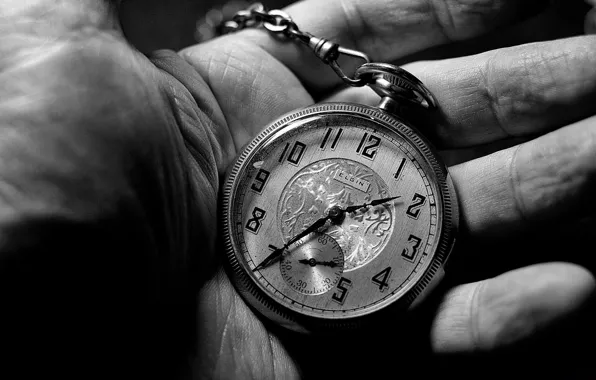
401,235 -> 422,261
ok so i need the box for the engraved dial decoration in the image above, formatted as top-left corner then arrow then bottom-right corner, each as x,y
280,233 -> 344,295
278,159 -> 394,271
222,104 -> 457,330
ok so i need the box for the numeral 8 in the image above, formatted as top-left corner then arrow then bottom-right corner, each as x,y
245,207 -> 267,234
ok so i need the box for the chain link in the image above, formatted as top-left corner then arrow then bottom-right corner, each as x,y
220,3 -> 371,87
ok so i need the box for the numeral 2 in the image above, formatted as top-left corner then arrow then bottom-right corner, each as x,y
401,235 -> 422,261
332,277 -> 352,304
372,267 -> 392,291
251,169 -> 270,193
356,132 -> 381,160
245,207 -> 267,234
406,193 -> 427,219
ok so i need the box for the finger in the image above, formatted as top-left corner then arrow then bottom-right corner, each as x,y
450,114 -> 596,237
397,1 -> 587,64
235,0 -> 547,93
178,1 -> 572,170
587,6 -> 596,34
325,35 -> 596,149
430,262 -> 595,353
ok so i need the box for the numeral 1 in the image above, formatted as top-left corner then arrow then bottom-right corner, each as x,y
394,158 -> 406,180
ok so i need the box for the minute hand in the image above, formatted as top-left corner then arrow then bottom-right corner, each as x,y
344,196 -> 401,213
286,215 -> 330,247
253,215 -> 331,272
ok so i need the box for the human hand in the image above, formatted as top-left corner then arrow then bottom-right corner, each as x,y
2,0 -> 595,379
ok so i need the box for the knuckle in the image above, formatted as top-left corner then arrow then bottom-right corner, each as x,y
516,118 -> 596,221
469,280 -> 487,350
472,275 -> 531,350
482,37 -> 596,136
338,0 -> 367,51
432,0 -> 504,40
481,51 -> 511,137
509,144 -> 529,222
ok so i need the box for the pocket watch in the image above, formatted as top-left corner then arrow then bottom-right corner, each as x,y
220,4 -> 459,333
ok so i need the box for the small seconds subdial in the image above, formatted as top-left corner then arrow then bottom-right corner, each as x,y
280,233 -> 344,295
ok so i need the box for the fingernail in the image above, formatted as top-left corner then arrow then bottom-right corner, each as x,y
586,7 -> 596,34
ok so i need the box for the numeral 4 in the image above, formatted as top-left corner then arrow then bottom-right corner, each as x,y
372,267 -> 392,292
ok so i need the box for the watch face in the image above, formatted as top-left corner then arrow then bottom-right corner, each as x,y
222,103 -> 457,330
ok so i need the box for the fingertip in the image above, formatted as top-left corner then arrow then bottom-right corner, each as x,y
476,263 -> 595,349
430,263 -> 595,353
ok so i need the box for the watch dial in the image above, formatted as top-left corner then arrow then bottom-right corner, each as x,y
224,105 -> 451,321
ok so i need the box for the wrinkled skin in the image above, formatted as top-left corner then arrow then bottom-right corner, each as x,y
0,0 -> 595,379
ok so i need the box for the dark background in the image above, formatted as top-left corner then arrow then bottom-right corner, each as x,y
121,0 -> 294,54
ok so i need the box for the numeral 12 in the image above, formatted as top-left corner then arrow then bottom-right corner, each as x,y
356,132 -> 381,160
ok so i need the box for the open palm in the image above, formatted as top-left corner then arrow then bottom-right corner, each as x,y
2,0 -> 595,379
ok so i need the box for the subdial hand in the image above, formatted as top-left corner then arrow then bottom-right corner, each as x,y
298,258 -> 340,268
